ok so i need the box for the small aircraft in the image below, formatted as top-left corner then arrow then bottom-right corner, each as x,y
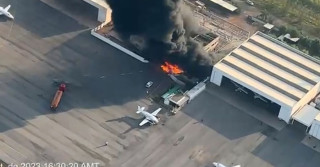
0,5 -> 14,19
213,162 -> 241,167
136,106 -> 162,126
231,81 -> 248,94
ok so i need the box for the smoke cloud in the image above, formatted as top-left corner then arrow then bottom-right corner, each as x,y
106,0 -> 212,79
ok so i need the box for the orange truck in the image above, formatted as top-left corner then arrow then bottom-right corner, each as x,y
50,83 -> 66,110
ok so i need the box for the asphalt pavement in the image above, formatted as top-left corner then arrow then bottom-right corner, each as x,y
0,0 -> 170,166
0,0 -> 320,167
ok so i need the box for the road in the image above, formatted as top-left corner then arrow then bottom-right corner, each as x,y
0,0 -> 320,167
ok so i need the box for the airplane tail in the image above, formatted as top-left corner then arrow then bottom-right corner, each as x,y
4,5 -> 11,12
136,105 -> 142,114
136,105 -> 146,114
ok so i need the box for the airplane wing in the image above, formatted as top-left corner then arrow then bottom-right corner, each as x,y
151,108 -> 162,116
139,118 -> 149,126
4,5 -> 11,12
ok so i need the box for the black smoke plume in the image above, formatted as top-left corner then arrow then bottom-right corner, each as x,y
106,0 -> 212,79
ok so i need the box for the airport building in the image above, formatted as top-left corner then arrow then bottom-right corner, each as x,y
83,0 -> 112,22
210,32 -> 320,138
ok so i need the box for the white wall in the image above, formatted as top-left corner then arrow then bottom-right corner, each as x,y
187,82 -> 206,101
278,105 -> 292,123
91,28 -> 149,63
210,68 -> 223,86
83,0 -> 112,23
309,117 -> 320,140
97,8 -> 107,22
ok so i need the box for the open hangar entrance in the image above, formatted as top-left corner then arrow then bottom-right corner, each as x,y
220,76 -> 281,116
211,32 -> 320,125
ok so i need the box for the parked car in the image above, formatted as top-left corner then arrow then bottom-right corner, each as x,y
246,0 -> 254,6
145,81 -> 153,88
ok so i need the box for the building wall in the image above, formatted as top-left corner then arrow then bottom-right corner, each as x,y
278,105 -> 292,123
309,117 -> 320,140
291,83 -> 320,118
210,68 -> 223,86
187,82 -> 206,101
98,7 -> 112,23
310,120 -> 320,139
83,0 -> 112,22
203,37 -> 220,52
91,27 -> 149,63
296,84 -> 320,113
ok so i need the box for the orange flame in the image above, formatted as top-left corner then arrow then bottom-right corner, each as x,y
161,62 -> 184,74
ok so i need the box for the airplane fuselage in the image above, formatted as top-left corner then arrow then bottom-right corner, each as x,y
140,111 -> 159,124
0,6 -> 14,19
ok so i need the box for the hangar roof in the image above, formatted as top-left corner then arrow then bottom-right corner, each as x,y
214,32 -> 320,107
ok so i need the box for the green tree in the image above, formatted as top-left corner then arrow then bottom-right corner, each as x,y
309,39 -> 320,55
298,37 -> 311,50
277,26 -> 287,36
287,27 -> 299,38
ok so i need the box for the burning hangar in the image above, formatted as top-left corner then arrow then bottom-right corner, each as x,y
211,32 -> 320,138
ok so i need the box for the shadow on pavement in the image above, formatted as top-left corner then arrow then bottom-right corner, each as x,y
182,90 -> 265,140
181,86 -> 320,166
0,29 -> 170,134
252,123 -> 320,167
106,116 -> 148,134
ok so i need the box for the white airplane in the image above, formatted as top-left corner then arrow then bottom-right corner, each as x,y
213,162 -> 241,167
0,5 -> 14,19
136,106 -> 162,126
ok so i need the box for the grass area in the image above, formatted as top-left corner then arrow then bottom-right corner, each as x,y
253,0 -> 320,37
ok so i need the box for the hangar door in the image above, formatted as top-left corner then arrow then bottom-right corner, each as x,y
221,76 -> 281,115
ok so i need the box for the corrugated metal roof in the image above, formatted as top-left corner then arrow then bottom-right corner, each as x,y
161,86 -> 181,99
208,0 -> 238,11
214,32 -> 320,107
170,94 -> 189,106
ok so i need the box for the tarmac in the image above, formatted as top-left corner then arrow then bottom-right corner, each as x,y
0,0 -> 170,166
0,0 -> 320,167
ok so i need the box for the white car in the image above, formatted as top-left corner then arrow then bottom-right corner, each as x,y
213,162 -> 241,167
145,81 -> 153,88
246,0 -> 254,6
